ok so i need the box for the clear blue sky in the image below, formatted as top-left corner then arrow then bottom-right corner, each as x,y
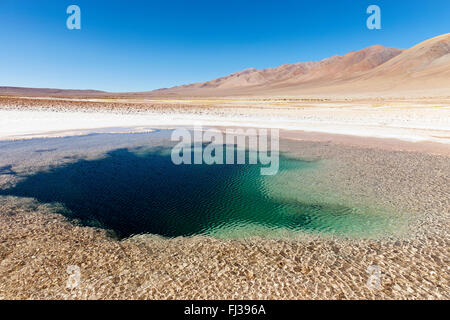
0,0 -> 449,92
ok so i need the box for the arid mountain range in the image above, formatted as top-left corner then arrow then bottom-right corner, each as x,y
2,33 -> 449,98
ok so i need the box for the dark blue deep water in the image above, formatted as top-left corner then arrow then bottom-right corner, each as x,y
0,135 -> 404,239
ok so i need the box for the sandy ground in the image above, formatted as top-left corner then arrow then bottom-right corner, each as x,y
0,96 -> 449,299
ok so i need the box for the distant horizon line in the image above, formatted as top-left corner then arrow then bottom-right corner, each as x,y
0,43 -> 401,93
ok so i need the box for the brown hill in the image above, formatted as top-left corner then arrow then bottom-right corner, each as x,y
152,33 -> 450,98
0,87 -> 107,97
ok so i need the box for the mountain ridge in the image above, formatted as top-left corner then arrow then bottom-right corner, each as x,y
1,33 -> 449,98
151,33 -> 450,97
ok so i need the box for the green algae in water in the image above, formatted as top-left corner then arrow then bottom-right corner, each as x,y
0,145 -> 407,240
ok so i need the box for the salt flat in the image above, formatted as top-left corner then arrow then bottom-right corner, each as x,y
1,97 -> 449,146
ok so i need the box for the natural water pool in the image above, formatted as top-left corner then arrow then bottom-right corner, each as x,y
0,130 -> 408,240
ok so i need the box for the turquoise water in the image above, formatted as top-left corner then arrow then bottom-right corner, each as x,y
0,136 -> 405,240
